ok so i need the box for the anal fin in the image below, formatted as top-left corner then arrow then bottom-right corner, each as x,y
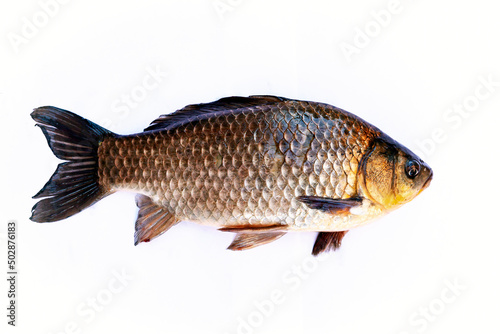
228,232 -> 286,251
312,231 -> 348,256
134,194 -> 179,245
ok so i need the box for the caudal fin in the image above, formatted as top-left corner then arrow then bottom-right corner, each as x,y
30,106 -> 116,222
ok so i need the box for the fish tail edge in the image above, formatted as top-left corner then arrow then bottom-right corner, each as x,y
30,106 -> 115,222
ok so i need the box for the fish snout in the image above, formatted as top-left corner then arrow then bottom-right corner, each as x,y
420,161 -> 433,190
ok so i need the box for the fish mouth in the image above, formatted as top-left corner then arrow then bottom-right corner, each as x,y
414,172 -> 432,198
421,170 -> 433,191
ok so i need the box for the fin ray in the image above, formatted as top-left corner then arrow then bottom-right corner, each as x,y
297,196 -> 362,214
312,231 -> 348,256
227,232 -> 286,251
144,95 -> 289,131
30,107 -> 115,222
134,194 -> 180,245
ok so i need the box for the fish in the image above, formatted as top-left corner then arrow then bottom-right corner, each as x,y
30,95 -> 433,255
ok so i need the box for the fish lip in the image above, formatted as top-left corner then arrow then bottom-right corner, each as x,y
422,170 -> 433,190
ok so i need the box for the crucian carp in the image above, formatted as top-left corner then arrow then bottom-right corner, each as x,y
30,96 -> 432,255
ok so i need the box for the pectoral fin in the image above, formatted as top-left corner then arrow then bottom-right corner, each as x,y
134,194 -> 180,245
312,231 -> 348,256
227,232 -> 286,251
297,196 -> 362,214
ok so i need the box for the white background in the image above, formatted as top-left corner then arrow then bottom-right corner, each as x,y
1,0 -> 500,333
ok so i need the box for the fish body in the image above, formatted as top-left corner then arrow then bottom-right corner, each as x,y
31,96 -> 432,254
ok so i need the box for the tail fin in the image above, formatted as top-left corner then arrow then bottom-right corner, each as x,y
30,106 -> 116,222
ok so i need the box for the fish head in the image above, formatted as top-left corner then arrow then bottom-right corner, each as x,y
359,135 -> 433,211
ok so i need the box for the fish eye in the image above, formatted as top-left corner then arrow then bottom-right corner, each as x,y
405,160 -> 421,179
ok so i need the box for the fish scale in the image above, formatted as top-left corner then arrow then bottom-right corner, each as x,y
98,100 -> 379,230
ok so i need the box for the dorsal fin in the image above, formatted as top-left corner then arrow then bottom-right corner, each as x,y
144,95 -> 289,132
